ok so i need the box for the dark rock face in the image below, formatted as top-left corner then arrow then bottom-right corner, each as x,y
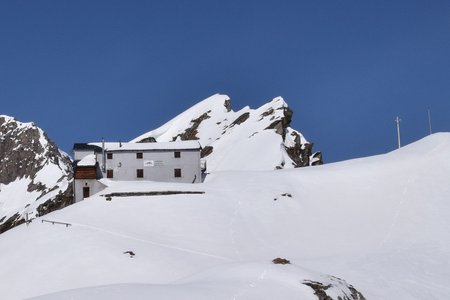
173,112 -> 211,141
311,152 -> 323,166
0,116 -> 73,234
264,106 -> 322,167
230,112 -> 250,127
0,213 -> 25,234
304,281 -> 333,300
265,107 -> 293,138
303,279 -> 366,300
260,108 -> 274,119
137,136 -> 156,143
0,116 -> 72,185
200,146 -> 214,158
0,117 -> 45,185
285,131 -> 307,166
272,257 -> 291,265
224,99 -> 232,112
36,185 -> 74,218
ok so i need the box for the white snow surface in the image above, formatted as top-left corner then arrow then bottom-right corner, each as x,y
1,133 -> 450,299
77,154 -> 97,166
0,178 -> 41,216
0,172 -> 70,222
131,94 -> 310,171
28,262 -> 357,300
90,141 -> 201,151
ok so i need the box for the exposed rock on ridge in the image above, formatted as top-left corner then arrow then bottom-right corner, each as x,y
132,94 -> 322,171
303,278 -> 366,300
0,115 -> 73,233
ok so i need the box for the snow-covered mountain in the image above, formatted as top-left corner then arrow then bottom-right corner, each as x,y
1,133 -> 449,299
132,94 -> 322,171
0,94 -> 317,233
0,115 -> 72,233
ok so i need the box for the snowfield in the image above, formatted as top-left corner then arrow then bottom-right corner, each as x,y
0,133 -> 449,299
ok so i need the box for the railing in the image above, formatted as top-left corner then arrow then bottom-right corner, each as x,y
41,219 -> 72,227
102,191 -> 205,198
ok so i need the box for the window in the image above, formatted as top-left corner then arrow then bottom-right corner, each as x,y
136,152 -> 143,159
137,169 -> 144,178
107,153 -> 113,159
174,168 -> 181,178
174,151 -> 181,158
83,187 -> 90,198
107,169 -> 113,178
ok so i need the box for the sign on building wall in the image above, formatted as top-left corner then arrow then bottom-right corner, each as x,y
144,160 -> 164,167
144,160 -> 154,167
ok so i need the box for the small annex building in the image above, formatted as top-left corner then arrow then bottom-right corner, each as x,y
73,141 -> 203,202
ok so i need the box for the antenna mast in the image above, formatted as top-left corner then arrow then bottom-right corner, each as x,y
395,116 -> 402,149
427,108 -> 432,135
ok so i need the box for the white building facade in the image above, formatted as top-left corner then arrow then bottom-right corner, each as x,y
73,141 -> 203,202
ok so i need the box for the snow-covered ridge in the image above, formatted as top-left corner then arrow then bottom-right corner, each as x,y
0,115 -> 73,233
132,94 -> 322,171
0,114 -> 36,129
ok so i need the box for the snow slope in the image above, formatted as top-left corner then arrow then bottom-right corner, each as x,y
29,262 -> 363,300
0,133 -> 449,299
131,94 -> 322,171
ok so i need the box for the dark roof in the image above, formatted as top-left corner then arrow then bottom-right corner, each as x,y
72,160 -> 79,168
73,143 -> 103,152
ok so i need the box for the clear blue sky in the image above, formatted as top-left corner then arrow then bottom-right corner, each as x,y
1,1 -> 449,162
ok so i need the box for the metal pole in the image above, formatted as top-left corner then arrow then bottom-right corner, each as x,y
427,108 -> 432,135
102,137 -> 106,173
395,116 -> 401,149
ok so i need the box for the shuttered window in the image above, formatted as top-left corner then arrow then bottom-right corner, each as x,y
107,169 -> 113,178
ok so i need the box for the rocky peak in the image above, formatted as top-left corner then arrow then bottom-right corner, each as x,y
0,116 -> 63,184
132,94 -> 322,171
0,115 -> 73,234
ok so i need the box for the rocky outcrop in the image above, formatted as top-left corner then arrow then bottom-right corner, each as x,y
303,279 -> 366,300
200,146 -> 214,158
35,185 -> 74,218
264,106 -> 293,138
173,112 -> 211,141
0,213 -> 25,234
264,106 -> 322,167
229,112 -> 250,127
0,115 -> 73,234
137,136 -> 156,143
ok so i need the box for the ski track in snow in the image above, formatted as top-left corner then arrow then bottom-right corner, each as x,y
64,221 -> 233,262
229,196 -> 243,260
227,184 -> 255,261
378,172 -> 417,250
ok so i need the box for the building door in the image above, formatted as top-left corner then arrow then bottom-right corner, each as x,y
83,187 -> 90,199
